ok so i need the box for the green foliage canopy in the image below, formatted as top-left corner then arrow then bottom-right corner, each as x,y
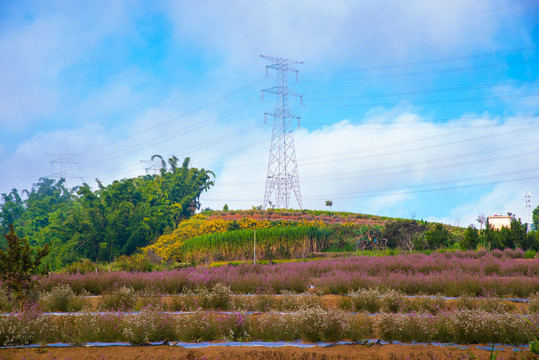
0,156 -> 214,269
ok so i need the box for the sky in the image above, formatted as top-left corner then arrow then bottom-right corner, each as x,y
1,0 -> 539,228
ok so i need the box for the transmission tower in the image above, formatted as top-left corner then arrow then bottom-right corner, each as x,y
261,55 -> 303,210
140,158 -> 162,175
45,153 -> 84,187
525,192 -> 531,232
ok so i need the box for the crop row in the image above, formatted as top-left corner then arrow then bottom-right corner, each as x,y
38,254 -> 539,297
8,284 -> 538,315
1,305 -> 537,347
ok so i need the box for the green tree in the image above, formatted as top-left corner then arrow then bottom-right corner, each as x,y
533,205 -> 539,231
383,220 -> 426,251
0,189 -> 25,246
424,223 -> 453,249
325,200 -> 333,211
461,225 -> 480,250
509,217 -> 528,249
0,225 -> 50,303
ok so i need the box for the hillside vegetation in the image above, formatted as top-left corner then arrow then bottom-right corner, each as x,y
141,208 -> 538,266
0,156 -> 214,270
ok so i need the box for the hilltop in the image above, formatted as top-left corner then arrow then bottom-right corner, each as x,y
203,208 -> 393,226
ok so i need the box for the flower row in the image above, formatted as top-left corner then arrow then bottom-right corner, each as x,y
39,254 -> 539,297
11,284 -> 538,315
1,306 -> 537,347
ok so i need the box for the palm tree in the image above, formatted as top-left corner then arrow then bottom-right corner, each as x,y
325,200 -> 333,211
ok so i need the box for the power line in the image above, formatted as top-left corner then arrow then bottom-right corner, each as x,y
303,58 -> 539,83
87,78 -> 265,155
305,90 -> 539,109
202,172 -> 539,203
307,46 -> 538,76
86,99 -> 260,167
309,79 -> 539,101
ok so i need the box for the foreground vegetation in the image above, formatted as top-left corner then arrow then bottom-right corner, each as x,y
31,251 -> 539,298
1,306 -> 537,346
1,252 -> 538,351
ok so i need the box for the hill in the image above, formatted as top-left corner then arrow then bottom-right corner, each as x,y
142,209 -> 457,265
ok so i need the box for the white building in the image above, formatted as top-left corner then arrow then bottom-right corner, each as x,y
487,214 -> 512,230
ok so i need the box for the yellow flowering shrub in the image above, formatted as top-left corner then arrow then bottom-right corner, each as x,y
237,217 -> 271,230
143,215 -> 328,262
143,215 -> 231,261
298,219 -> 326,227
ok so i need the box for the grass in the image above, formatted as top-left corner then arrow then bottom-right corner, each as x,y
181,226 -> 334,263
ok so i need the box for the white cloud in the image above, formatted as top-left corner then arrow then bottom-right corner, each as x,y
164,0 -> 512,70
0,1 -> 137,128
200,109 -> 539,227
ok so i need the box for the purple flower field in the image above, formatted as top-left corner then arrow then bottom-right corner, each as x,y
39,252 -> 539,297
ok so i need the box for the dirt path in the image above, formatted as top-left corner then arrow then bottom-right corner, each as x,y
1,344 -> 535,360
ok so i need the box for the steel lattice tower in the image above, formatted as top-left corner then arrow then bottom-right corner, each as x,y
261,55 -> 303,210
45,153 -> 84,187
525,192 -> 531,232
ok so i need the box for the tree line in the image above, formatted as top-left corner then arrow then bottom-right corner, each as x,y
356,215 -> 539,252
0,156 -> 214,270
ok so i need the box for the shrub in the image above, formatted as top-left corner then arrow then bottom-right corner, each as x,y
378,312 -> 435,342
491,249 -> 503,258
405,295 -> 445,314
39,284 -> 77,312
293,306 -> 348,342
348,288 -> 381,313
176,312 -> 220,341
436,310 -> 534,344
100,286 -> 136,311
197,283 -> 232,310
380,289 -> 405,313
0,303 -> 42,346
122,305 -> 175,344
529,295 -> 539,314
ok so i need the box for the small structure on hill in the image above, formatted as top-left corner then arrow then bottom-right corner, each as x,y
487,214 -> 512,230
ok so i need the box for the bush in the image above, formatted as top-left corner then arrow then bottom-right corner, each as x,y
378,312 -> 435,342
176,312 -> 220,341
197,283 -> 232,310
39,284 -> 81,312
0,303 -> 42,346
100,286 -> 136,311
122,305 -> 175,344
347,288 -> 381,313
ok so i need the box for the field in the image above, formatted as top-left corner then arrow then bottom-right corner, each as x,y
1,251 -> 538,359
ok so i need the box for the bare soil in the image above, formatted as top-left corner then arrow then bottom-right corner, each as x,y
1,344 -> 535,360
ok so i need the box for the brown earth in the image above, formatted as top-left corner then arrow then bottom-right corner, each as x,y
1,344 -> 535,360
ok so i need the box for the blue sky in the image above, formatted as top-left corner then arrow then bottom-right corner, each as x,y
1,0 -> 539,227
